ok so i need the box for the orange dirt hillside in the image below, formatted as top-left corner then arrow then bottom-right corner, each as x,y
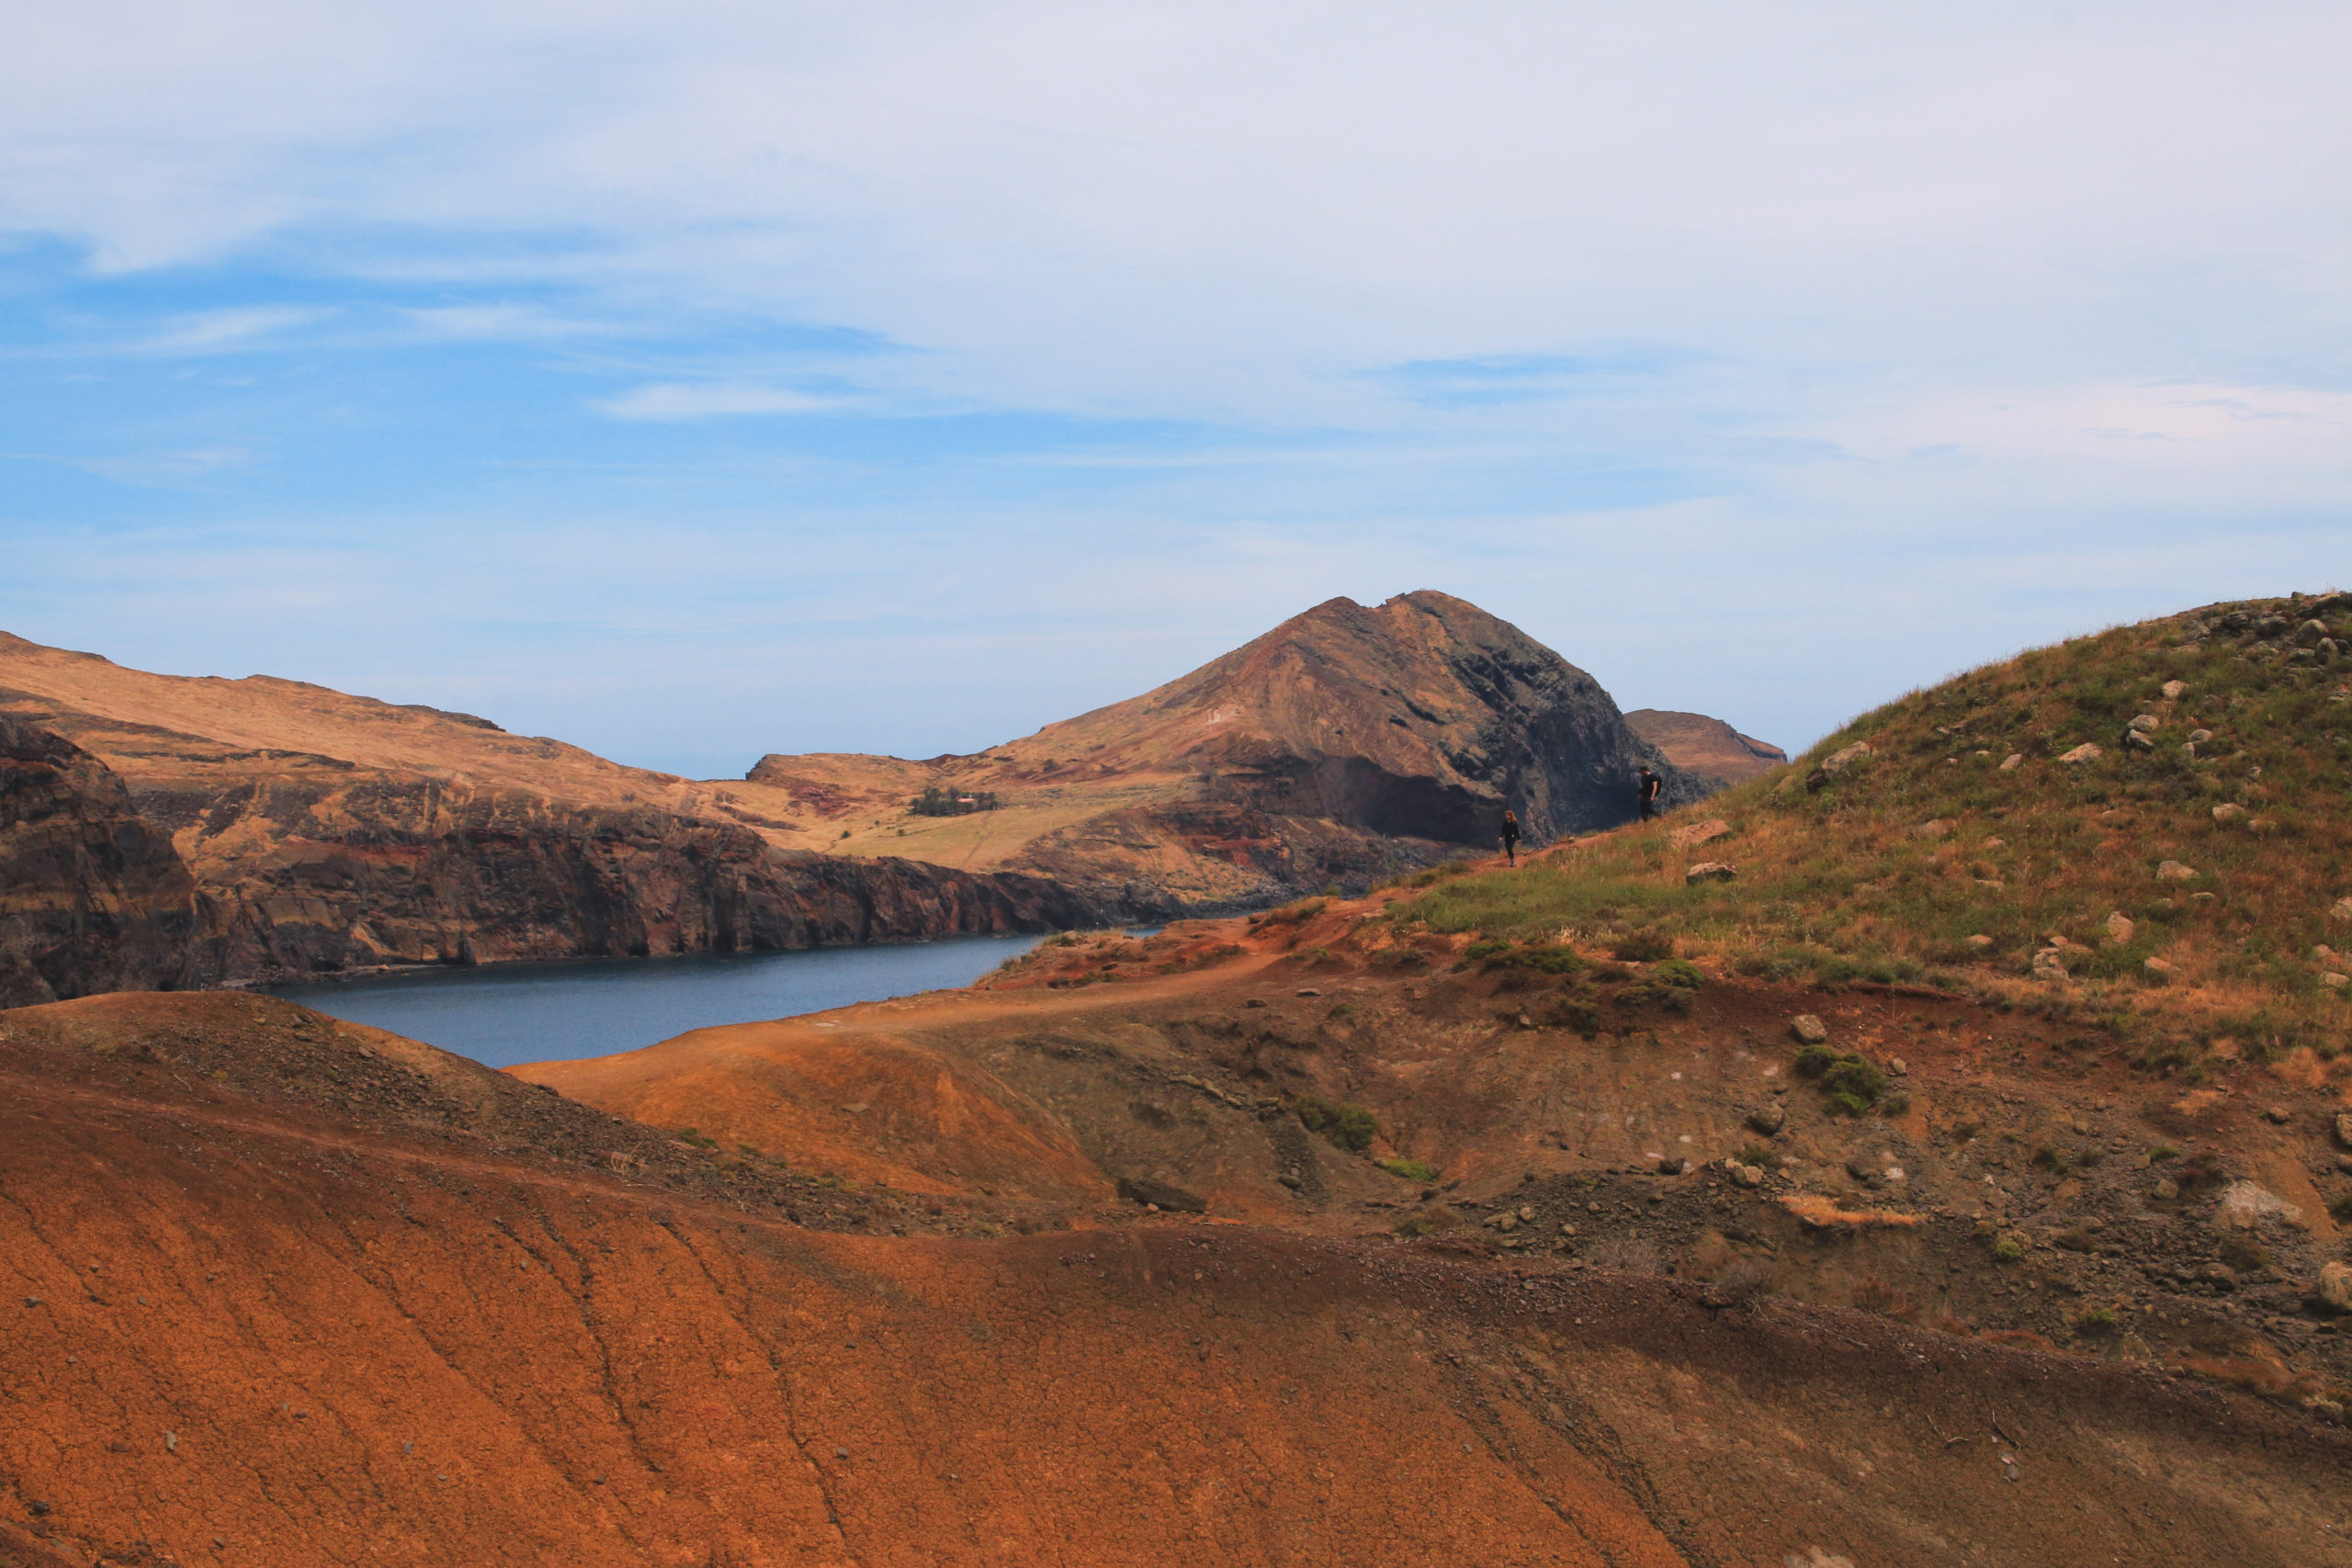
6,990 -> 2350,1567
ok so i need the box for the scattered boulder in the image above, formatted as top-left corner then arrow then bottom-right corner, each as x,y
1964,933 -> 1994,949
1998,753 -> 2023,771
2211,803 -> 2246,823
2189,728 -> 2213,744
2152,1178 -> 2180,1202
2105,911 -> 2135,944
2332,897 -> 2352,923
2122,729 -> 2154,751
2217,1180 -> 2305,1231
2335,1111 -> 2352,1149
1746,1103 -> 1786,1136
2057,743 -> 2103,765
2156,861 -> 2200,882
2143,956 -> 2175,979
1725,1161 -> 1765,1189
1915,819 -> 1953,840
2315,1263 -> 2352,1316
1657,1156 -> 1690,1176
1805,742 -> 1872,789
1670,818 -> 1731,848
2162,680 -> 2186,699
2324,973 -> 2349,990
2128,714 -> 2161,733
2030,947 -> 2068,981
2295,618 -> 2330,646
1684,862 -> 1736,885
1790,1015 -> 1829,1045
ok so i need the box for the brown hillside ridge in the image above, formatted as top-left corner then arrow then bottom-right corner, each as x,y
1623,706 -> 1789,785
0,715 -> 212,1006
0,592 -> 1702,987
6,987 -> 2349,1567
0,631 -> 1094,987
752,592 -> 1709,908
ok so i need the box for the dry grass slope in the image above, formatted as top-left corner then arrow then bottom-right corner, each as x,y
1389,591 -> 2352,1072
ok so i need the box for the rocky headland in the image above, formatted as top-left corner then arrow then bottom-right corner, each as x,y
0,633 -> 1095,987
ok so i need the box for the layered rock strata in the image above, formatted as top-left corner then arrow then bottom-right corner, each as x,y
0,716 -> 212,1005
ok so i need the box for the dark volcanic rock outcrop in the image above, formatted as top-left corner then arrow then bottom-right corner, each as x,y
1623,707 -> 1789,786
0,716 -> 212,1005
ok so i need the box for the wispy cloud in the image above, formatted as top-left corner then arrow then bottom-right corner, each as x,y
130,306 -> 329,355
594,382 -> 834,421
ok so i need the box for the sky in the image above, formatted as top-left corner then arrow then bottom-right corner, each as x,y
4,0 -> 2347,779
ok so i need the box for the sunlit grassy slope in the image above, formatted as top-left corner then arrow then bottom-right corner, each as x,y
1386,591 -> 2352,1062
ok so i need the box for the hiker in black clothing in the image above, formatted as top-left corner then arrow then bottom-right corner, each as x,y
1499,809 -> 1521,866
1637,767 -> 1662,822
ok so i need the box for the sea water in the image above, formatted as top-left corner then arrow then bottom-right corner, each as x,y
267,932 -> 1046,1069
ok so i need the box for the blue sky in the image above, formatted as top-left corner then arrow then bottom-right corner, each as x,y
5,1 -> 2348,779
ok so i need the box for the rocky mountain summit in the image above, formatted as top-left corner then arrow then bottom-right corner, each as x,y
750,592 -> 1713,910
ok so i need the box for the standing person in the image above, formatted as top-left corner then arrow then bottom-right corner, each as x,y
1498,809 -> 1521,866
1637,767 -> 1662,822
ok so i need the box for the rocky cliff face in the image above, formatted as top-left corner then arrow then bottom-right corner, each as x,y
0,716 -> 212,1005
0,637 -> 1100,986
129,770 -> 1101,980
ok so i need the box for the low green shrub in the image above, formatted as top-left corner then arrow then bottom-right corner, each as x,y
1651,957 -> 1706,989
1298,1095 -> 1378,1151
1818,1055 -> 1888,1104
1793,1043 -> 1838,1078
1380,1157 -> 1438,1182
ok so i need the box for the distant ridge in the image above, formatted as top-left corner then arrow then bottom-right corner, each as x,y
1623,707 -> 1788,786
0,591 -> 1716,985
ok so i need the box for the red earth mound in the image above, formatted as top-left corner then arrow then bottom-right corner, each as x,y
6,991 -> 2351,1565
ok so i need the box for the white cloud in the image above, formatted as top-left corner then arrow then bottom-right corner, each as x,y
594,381 -> 834,420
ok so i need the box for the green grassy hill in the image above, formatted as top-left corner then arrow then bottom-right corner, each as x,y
1387,590 -> 2352,1070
